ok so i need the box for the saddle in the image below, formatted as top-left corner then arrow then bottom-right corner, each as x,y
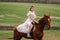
31,21 -> 37,31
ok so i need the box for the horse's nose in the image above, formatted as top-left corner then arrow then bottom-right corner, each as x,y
48,26 -> 50,30
45,25 -> 50,30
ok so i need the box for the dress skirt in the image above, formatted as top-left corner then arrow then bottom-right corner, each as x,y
17,18 -> 32,33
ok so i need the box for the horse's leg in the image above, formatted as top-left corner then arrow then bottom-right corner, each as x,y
33,36 -> 38,40
19,36 -> 22,40
14,29 -> 18,40
38,38 -> 41,40
18,36 -> 22,40
38,37 -> 43,40
33,34 -> 38,40
14,34 -> 22,40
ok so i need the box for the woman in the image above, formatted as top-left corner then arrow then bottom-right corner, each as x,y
17,6 -> 37,37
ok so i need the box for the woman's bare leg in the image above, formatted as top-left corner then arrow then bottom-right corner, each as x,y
27,24 -> 33,37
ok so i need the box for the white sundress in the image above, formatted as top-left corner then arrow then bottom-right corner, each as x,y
17,11 -> 36,33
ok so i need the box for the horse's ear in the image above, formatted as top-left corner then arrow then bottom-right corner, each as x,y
44,14 -> 46,17
49,14 -> 50,16
48,13 -> 50,17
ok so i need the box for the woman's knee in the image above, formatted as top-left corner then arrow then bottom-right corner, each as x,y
29,24 -> 33,28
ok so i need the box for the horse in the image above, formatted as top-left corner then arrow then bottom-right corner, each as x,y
13,14 -> 51,40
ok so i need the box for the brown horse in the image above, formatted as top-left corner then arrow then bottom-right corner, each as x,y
13,14 -> 51,40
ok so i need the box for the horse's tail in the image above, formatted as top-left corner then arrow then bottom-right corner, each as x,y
8,37 -> 14,39
13,24 -> 21,39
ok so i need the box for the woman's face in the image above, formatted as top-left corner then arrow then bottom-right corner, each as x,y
31,7 -> 34,11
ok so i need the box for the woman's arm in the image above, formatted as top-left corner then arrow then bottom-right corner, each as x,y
29,14 -> 38,24
29,14 -> 34,21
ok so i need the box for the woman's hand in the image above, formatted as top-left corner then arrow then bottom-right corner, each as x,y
33,20 -> 38,23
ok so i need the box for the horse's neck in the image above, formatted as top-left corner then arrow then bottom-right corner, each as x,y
38,19 -> 45,31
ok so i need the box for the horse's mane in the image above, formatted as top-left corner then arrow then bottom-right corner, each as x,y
38,15 -> 49,24
38,17 -> 44,24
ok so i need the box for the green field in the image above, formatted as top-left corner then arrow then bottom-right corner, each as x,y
0,2 -> 60,40
0,30 -> 60,40
0,2 -> 60,26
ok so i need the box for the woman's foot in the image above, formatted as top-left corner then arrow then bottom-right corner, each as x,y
27,33 -> 31,37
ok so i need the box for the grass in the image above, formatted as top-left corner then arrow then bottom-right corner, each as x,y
0,30 -> 60,40
43,30 -> 60,40
0,2 -> 60,26
0,30 -> 13,40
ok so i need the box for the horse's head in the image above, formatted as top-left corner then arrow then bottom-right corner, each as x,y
43,14 -> 51,29
38,14 -> 51,29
